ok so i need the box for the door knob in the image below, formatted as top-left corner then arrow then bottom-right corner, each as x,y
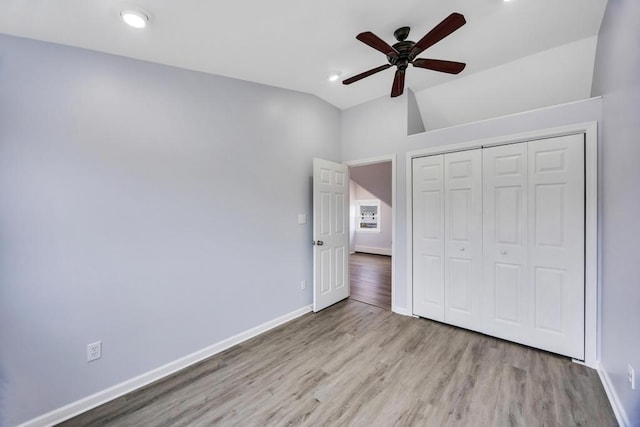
459,247 -> 465,251
313,240 -> 324,246
501,250 -> 507,255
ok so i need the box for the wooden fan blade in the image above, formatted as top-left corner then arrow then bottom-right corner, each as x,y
356,32 -> 399,58
391,69 -> 405,97
342,64 -> 392,85
410,13 -> 466,58
412,58 -> 466,74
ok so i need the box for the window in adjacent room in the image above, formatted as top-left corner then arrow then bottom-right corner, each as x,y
357,200 -> 380,232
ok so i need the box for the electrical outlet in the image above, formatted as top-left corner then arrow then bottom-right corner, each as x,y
629,364 -> 635,390
87,341 -> 102,362
300,280 -> 306,290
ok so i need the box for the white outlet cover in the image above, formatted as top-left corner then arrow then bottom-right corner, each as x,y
87,341 -> 102,362
297,214 -> 307,225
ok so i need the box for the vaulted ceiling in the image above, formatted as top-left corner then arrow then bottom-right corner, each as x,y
0,0 -> 607,110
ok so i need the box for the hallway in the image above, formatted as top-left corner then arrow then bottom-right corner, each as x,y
349,252 -> 391,310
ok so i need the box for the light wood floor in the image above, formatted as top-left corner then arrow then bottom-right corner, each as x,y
349,252 -> 391,310
60,300 -> 616,426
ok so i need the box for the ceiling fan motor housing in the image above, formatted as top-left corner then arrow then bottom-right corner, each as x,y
388,27 -> 418,70
389,41 -> 414,70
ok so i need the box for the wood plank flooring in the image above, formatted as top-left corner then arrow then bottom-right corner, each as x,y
59,300 -> 616,426
349,252 -> 391,310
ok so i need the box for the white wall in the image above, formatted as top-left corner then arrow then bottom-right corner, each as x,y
591,0 -> 640,424
0,34 -> 341,426
350,162 -> 392,255
413,37 -> 599,130
342,95 -> 602,313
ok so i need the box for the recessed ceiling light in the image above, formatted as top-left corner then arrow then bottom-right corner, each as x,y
328,74 -> 340,82
121,10 -> 148,28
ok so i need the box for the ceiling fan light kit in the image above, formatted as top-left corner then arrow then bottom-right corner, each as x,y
343,13 -> 467,98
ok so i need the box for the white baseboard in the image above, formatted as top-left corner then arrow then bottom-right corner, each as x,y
19,305 -> 313,427
392,306 -> 412,316
597,362 -> 630,427
354,246 -> 392,256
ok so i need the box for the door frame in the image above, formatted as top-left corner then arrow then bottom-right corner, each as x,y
344,155 -> 397,312
405,121 -> 598,367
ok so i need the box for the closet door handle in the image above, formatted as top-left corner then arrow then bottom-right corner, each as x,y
501,250 -> 507,255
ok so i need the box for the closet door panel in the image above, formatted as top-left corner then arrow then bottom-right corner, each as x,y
412,155 -> 445,321
449,258 -> 473,312
444,149 -> 483,329
493,263 -> 522,323
528,134 -> 585,359
482,143 -> 529,340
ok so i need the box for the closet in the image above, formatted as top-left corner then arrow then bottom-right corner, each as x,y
412,133 -> 585,359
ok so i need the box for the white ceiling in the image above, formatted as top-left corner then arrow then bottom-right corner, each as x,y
0,0 -> 607,110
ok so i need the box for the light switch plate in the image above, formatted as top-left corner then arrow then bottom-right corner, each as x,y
297,214 -> 307,224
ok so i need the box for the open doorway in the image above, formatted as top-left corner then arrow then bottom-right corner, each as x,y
348,160 -> 393,310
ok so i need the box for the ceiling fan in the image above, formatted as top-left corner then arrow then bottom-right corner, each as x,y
343,13 -> 467,98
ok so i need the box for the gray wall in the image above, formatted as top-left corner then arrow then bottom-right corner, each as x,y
0,35 -> 341,426
591,0 -> 640,423
342,95 -> 602,312
350,162 -> 393,254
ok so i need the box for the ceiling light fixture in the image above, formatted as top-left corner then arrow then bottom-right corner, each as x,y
121,10 -> 148,28
328,73 -> 340,82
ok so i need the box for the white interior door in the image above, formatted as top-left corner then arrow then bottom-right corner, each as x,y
528,134 -> 585,359
412,155 -> 445,321
313,158 -> 349,312
482,142 -> 530,341
443,149 -> 483,329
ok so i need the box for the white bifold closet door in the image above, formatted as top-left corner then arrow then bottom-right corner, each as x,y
443,150 -> 483,329
413,149 -> 482,330
483,134 -> 584,359
413,134 -> 585,359
482,142 -> 529,341
412,154 -> 446,321
528,135 -> 584,358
